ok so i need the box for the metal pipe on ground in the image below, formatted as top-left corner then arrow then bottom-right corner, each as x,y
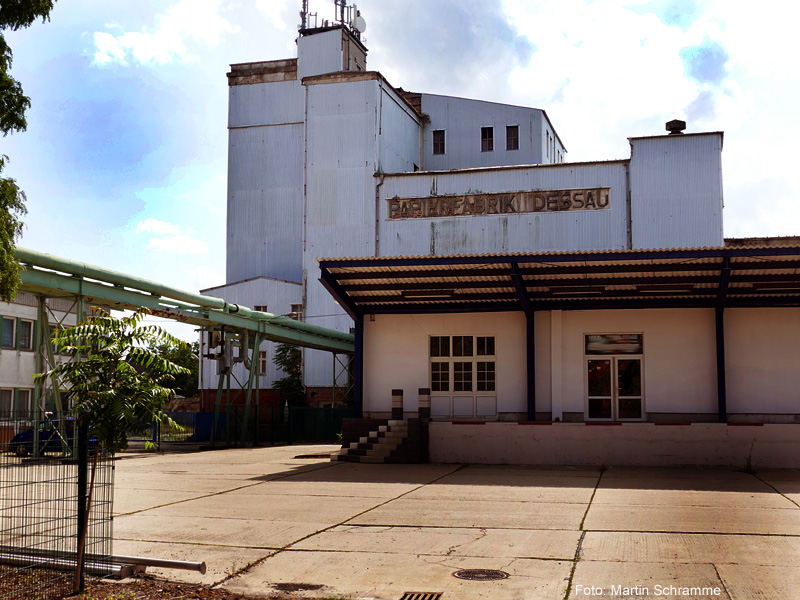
0,547 -> 206,574
0,553 -> 133,578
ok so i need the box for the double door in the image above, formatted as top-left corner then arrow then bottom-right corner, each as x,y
586,356 -> 643,421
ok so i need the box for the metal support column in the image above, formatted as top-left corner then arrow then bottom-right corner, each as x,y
353,320 -> 364,418
715,257 -> 731,423
210,370 -> 225,447
510,263 -> 536,421
240,333 -> 261,445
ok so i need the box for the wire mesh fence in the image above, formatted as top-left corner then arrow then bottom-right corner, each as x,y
0,412 -> 114,600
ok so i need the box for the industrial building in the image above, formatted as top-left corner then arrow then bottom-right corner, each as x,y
202,5 -> 799,464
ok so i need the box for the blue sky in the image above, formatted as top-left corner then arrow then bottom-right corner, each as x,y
2,0 -> 798,339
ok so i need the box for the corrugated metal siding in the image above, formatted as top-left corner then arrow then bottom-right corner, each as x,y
298,30 -> 343,79
228,80 -> 304,128
302,80 -> 380,385
226,122 -> 304,284
199,278 -> 302,390
378,85 -> 420,174
378,162 -> 629,257
630,133 -> 724,249
420,94 -> 545,170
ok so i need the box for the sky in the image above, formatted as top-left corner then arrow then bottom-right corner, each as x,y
2,0 -> 798,340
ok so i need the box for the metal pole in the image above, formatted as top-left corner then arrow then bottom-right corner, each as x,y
240,333 -> 260,445
210,371 -> 225,447
76,422 -> 88,592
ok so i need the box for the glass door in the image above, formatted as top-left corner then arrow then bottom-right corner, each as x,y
586,357 -> 644,421
585,334 -> 644,422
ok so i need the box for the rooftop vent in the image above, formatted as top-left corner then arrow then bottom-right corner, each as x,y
666,119 -> 686,135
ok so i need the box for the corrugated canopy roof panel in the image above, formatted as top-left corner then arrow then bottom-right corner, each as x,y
318,245 -> 800,317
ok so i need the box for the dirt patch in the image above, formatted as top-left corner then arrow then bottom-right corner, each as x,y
63,575 -> 343,600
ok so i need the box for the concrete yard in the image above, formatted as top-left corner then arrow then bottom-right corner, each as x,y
112,445 -> 800,600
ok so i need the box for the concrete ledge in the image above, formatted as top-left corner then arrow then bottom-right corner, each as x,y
429,422 -> 800,467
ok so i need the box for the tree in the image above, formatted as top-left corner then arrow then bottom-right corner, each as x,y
34,307 -> 188,591
153,340 -> 199,398
34,308 -> 189,455
0,1 -> 57,300
272,343 -> 304,417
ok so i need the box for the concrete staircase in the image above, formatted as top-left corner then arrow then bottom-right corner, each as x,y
332,420 -> 409,463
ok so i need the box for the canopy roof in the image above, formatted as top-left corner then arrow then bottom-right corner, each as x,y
318,245 -> 800,319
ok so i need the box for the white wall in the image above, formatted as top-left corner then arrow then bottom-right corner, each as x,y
199,278 -> 302,391
557,308 -> 718,418
363,312 -> 527,416
726,308 -> 800,417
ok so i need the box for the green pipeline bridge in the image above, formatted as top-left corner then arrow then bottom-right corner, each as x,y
15,247 -> 354,446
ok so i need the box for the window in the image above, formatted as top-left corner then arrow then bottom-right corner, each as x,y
290,304 -> 304,320
259,350 -> 268,376
17,390 -> 31,420
2,317 -> 14,349
432,130 -> 445,155
506,125 -> 519,151
19,320 -> 33,351
481,127 -> 493,152
0,389 -> 12,419
254,305 -> 268,313
429,335 -> 495,394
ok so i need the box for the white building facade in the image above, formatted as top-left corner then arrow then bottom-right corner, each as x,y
206,20 -> 800,438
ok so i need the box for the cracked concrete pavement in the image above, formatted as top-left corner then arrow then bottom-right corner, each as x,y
112,446 -> 800,599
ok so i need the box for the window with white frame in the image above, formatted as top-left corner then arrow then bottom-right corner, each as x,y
429,335 -> 496,393
2,317 -> 14,349
259,350 -> 268,376
19,319 -> 33,351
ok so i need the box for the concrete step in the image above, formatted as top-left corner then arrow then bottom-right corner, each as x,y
360,456 -> 385,464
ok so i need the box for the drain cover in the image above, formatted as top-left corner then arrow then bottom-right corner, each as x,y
453,569 -> 509,581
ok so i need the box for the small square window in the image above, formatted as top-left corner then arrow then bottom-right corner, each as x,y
506,125 -> 519,151
452,335 -> 473,357
430,336 -> 450,357
477,336 -> 495,356
481,127 -> 494,152
433,130 -> 445,155
254,305 -> 268,313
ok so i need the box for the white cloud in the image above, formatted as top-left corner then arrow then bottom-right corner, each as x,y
136,217 -> 181,235
147,235 -> 209,254
92,0 -> 239,67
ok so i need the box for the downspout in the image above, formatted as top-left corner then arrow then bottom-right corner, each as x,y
375,80 -> 384,256
624,160 -> 633,250
375,172 -> 384,257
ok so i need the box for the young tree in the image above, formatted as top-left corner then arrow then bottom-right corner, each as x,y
1,1 -> 57,300
153,340 -> 199,398
34,307 -> 188,591
272,343 -> 304,418
34,308 -> 189,454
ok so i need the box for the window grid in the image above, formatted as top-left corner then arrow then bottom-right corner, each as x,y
506,125 -> 519,151
431,362 -> 449,392
477,362 -> 496,392
259,350 -> 268,376
433,130 -> 445,155
454,362 -> 473,392
481,127 -> 494,152
17,389 -> 31,420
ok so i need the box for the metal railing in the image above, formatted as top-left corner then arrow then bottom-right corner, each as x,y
0,413 -> 114,599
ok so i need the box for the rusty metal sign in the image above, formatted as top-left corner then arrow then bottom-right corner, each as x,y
387,188 -> 610,220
